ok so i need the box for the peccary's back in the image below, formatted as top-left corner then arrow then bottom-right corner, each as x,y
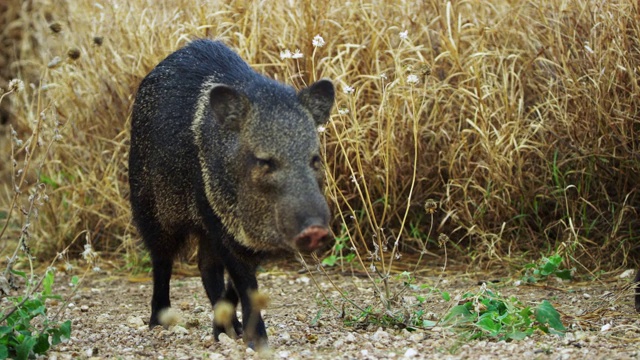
129,40 -> 262,234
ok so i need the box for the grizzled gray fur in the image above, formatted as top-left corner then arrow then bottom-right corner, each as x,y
128,39 -> 335,347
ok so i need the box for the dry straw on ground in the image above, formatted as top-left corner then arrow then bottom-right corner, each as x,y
1,0 -> 639,271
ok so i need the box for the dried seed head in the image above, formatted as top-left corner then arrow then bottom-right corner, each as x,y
48,56 -> 62,68
437,233 -> 449,248
93,36 -> 104,46
8,79 -> 24,93
213,301 -> 235,326
424,199 -> 438,214
67,48 -> 81,60
250,290 -> 270,311
49,22 -> 62,33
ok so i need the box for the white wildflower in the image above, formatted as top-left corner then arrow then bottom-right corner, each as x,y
291,49 -> 303,59
82,243 -> 96,262
338,108 -> 349,115
92,266 -> 102,272
280,49 -> 292,59
584,44 -> 594,54
317,125 -> 326,133
407,74 -> 419,84
399,30 -> 409,40
312,34 -> 325,48
379,72 -> 388,80
342,85 -> 354,94
64,262 -> 74,272
8,79 -> 24,93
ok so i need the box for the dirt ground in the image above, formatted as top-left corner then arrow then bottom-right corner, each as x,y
44,261 -> 640,360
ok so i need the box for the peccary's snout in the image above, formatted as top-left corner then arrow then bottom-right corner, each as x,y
294,225 -> 332,252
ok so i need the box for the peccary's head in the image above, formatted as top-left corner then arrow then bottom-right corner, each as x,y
208,79 -> 335,253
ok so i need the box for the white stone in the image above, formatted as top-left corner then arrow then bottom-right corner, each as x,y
404,348 -> 419,358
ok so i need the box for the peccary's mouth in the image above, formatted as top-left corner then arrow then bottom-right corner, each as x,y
293,226 -> 331,253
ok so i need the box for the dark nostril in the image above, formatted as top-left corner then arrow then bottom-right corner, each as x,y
294,226 -> 331,252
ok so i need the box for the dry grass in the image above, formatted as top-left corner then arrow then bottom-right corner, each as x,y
1,0 -> 639,273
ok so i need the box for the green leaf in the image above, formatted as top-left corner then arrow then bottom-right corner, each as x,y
42,271 -> 54,296
9,269 -> 27,280
0,326 -> 12,336
71,275 -> 79,286
540,260 -> 557,276
476,315 -> 501,335
505,330 -> 529,340
441,291 -> 451,301
59,320 -> 71,340
535,300 -> 565,334
28,305 -> 46,317
421,319 -> 437,327
0,344 -> 7,359
554,269 -> 572,280
14,335 -> 36,360
548,254 -> 562,266
33,333 -> 50,354
321,255 -> 337,267
443,304 -> 474,324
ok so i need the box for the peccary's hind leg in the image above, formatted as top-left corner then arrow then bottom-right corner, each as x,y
149,256 -> 173,327
145,227 -> 188,328
224,256 -> 267,349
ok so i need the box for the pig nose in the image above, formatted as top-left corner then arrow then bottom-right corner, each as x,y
294,225 -> 332,253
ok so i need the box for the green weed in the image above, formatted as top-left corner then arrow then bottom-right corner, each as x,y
0,270 -> 71,360
523,254 -> 573,284
442,286 -> 565,342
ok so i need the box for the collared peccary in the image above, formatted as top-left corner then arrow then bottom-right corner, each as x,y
128,39 -> 334,347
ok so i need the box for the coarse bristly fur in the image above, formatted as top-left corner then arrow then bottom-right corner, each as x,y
128,39 -> 335,348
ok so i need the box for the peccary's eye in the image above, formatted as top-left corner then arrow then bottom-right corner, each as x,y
311,155 -> 323,171
255,156 -> 276,172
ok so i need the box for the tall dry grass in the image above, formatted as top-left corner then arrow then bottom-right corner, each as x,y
1,0 -> 639,272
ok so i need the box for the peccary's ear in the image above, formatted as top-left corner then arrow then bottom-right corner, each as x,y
209,84 -> 251,131
298,79 -> 335,125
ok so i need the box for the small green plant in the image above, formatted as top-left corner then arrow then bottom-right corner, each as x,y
442,286 -> 565,341
124,250 -> 152,275
321,224 -> 355,267
522,254 -> 573,283
0,270 -> 71,360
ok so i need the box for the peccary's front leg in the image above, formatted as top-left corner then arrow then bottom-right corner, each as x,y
224,257 -> 267,349
219,282 -> 243,337
198,234 -> 242,339
634,269 -> 640,313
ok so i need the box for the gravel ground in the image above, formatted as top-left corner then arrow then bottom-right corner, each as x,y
44,263 -> 640,359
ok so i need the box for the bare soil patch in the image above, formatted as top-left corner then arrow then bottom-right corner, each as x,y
45,263 -> 639,359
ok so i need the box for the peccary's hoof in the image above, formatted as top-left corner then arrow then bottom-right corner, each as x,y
294,226 -> 331,252
246,338 -> 269,351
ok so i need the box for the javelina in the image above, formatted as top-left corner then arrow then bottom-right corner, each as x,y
128,39 -> 335,347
